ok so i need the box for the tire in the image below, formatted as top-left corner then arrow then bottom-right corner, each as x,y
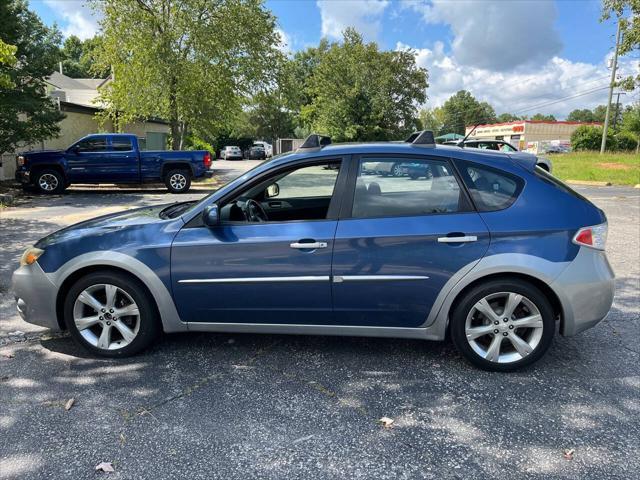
34,169 -> 66,194
391,163 -> 404,177
409,173 -> 420,180
450,278 -> 555,372
164,169 -> 191,193
64,270 -> 160,357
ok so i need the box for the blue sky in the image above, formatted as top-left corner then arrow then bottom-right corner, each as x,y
30,0 -> 638,118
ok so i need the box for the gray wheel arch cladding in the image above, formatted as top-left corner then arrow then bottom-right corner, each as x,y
51,252 -> 186,333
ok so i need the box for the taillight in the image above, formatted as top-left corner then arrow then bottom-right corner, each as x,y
573,223 -> 607,250
203,152 -> 211,168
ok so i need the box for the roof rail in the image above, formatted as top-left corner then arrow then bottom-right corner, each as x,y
405,130 -> 435,147
297,133 -> 332,151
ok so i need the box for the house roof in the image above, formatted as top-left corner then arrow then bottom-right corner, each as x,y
46,72 -> 111,90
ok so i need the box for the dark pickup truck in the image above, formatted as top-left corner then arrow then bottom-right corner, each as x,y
15,133 -> 212,194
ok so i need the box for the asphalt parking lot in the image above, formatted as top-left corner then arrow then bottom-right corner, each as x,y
0,161 -> 638,479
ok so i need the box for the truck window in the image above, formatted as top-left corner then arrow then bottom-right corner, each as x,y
76,136 -> 108,152
112,137 -> 133,151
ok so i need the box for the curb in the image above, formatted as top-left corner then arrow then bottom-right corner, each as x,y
566,180 -> 612,187
634,184 -> 640,189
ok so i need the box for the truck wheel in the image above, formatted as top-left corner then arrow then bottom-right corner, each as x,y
165,169 -> 191,193
34,169 -> 66,194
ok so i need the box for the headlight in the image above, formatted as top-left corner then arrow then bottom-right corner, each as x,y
17,155 -> 25,166
20,247 -> 44,267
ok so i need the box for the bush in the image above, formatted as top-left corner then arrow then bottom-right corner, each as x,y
615,131 -> 639,151
570,125 -> 616,151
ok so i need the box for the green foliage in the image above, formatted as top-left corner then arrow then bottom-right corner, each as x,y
567,108 -> 596,122
615,131 -> 638,150
419,107 -> 445,135
61,35 -> 110,78
621,103 -> 640,137
441,90 -> 496,135
300,29 -> 427,141
0,0 -> 64,154
496,113 -> 522,122
244,90 -> 295,142
93,0 -> 283,149
530,113 -> 557,121
601,0 -> 639,89
0,39 -> 18,89
571,125 -> 615,151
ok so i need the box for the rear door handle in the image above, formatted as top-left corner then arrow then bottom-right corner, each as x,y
290,241 -> 328,249
437,235 -> 478,243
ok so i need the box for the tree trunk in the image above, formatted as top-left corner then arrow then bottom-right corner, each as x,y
169,76 -> 180,150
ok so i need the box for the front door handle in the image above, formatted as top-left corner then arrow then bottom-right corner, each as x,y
437,235 -> 478,243
290,241 -> 328,249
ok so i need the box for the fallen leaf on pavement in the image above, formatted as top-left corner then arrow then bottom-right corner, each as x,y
378,417 -> 394,428
563,448 -> 575,460
64,398 -> 75,411
95,462 -> 115,473
1,353 -> 15,359
119,433 -> 126,446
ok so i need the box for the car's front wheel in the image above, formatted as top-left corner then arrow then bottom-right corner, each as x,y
450,279 -> 555,371
64,271 -> 160,357
164,169 -> 191,193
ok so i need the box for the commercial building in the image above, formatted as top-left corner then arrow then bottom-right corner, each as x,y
465,120 -> 601,153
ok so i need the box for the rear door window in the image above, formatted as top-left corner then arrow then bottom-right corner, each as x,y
75,136 -> 108,152
458,161 -> 524,211
352,157 -> 471,218
111,137 -> 133,151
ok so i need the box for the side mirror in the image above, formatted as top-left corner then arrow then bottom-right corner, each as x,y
265,183 -> 280,198
203,204 -> 219,227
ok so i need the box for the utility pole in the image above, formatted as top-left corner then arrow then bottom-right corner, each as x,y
612,91 -> 626,131
600,20 -> 621,154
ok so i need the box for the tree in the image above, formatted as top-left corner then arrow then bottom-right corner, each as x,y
530,113 -> 556,121
60,35 -> 109,78
419,107 -> 445,135
94,0 -> 283,150
571,125 -> 616,151
496,113 -> 522,122
244,90 -> 295,141
0,0 -> 64,155
300,29 -> 428,141
567,108 -> 595,122
440,90 -> 496,135
621,103 -> 640,152
602,0 -> 640,89
0,39 -> 17,89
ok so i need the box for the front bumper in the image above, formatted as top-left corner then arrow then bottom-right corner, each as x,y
15,169 -> 30,184
11,262 -> 61,331
552,247 -> 615,336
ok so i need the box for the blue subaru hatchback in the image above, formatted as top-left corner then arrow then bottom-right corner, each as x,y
12,132 -> 614,371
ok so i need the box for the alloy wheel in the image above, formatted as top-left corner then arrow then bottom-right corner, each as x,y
73,283 -> 140,350
392,164 -> 403,177
38,173 -> 59,192
169,173 -> 187,191
464,291 -> 544,364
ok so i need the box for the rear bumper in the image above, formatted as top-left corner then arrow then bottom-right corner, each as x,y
552,247 -> 615,336
11,263 -> 61,331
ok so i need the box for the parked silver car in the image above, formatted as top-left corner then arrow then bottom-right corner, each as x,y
445,139 -> 553,172
221,146 -> 243,160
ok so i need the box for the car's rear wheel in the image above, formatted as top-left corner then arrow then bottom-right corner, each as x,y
34,169 -> 66,194
450,279 -> 555,371
64,271 -> 160,357
164,169 -> 191,193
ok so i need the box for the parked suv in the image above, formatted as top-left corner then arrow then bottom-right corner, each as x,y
15,134 -> 212,194
12,132 -> 614,371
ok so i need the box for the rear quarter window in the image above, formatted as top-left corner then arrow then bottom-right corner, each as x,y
457,160 -> 524,211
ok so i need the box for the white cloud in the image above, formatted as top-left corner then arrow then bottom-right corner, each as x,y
276,28 -> 292,54
403,0 -> 562,71
44,0 -> 99,40
398,41 -> 639,118
317,0 -> 389,41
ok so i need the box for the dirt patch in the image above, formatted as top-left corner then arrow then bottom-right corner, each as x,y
598,162 -> 631,171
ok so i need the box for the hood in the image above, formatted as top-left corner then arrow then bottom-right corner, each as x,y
21,149 -> 65,159
35,204 -> 175,248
